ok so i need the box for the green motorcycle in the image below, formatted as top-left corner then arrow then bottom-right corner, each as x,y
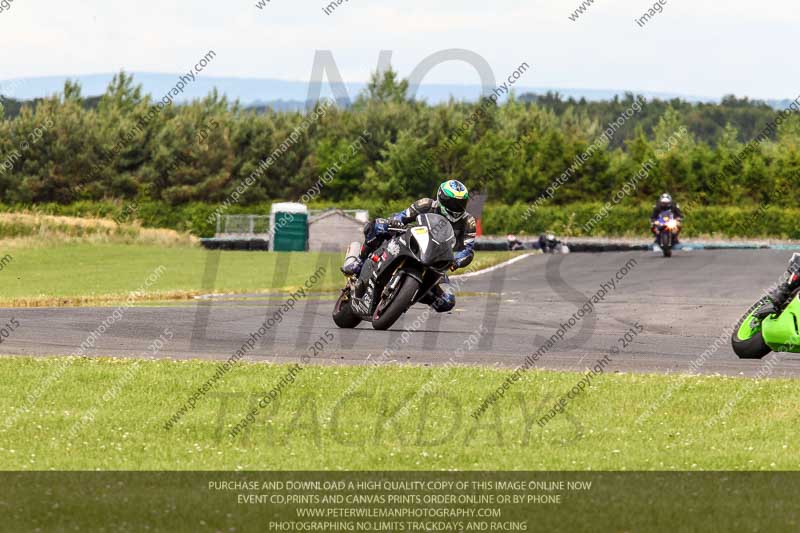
731,294 -> 800,359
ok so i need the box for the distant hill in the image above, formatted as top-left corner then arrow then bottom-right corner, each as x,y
0,72 -> 729,108
1,73 -> 794,114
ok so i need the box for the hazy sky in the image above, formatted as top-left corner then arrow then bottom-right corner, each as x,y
1,0 -> 797,99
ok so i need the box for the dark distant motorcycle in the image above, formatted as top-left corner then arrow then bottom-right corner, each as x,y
539,233 -> 570,254
652,210 -> 680,257
333,213 -> 456,330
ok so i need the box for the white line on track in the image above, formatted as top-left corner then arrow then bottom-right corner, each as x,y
194,253 -> 535,299
451,253 -> 534,279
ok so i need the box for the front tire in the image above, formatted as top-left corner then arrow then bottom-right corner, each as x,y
660,231 -> 672,257
333,289 -> 362,328
731,300 -> 772,359
372,276 -> 421,330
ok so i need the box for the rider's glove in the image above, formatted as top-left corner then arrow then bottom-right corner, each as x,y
388,218 -> 405,229
374,218 -> 390,235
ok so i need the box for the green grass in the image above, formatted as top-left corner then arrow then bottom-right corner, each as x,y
0,243 -> 525,306
1,356 -> 798,470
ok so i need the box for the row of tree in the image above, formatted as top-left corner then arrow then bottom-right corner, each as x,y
1,71 -> 799,209
522,93 -> 782,149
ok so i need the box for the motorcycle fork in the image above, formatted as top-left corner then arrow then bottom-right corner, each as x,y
380,259 -> 406,300
411,271 -> 442,305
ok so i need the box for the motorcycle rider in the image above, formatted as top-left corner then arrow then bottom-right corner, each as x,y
754,254 -> 800,319
507,234 -> 525,251
341,180 -> 476,312
538,233 -> 560,253
650,193 -> 683,243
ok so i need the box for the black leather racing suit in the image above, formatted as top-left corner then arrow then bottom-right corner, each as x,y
649,203 -> 684,223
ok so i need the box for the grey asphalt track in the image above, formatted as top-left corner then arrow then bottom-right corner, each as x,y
3,249 -> 800,377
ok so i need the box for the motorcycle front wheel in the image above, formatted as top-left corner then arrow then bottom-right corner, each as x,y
730,299 -> 772,359
660,231 -> 672,257
372,276 -> 421,331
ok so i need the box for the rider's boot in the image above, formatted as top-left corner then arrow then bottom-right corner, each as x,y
341,256 -> 363,276
754,275 -> 799,319
341,241 -> 365,276
754,254 -> 800,319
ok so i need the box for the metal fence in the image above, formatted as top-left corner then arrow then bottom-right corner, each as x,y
215,215 -> 271,237
215,210 -> 370,238
308,209 -> 369,222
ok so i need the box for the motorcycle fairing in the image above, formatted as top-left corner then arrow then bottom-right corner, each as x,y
348,213 -> 455,319
762,293 -> 800,352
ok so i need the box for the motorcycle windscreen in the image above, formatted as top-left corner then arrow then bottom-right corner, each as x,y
658,210 -> 673,222
413,213 -> 456,267
762,294 -> 800,351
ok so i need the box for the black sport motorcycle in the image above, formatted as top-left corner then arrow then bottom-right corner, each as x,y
333,213 -> 456,330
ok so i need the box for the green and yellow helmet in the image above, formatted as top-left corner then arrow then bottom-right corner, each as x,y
436,180 -> 469,222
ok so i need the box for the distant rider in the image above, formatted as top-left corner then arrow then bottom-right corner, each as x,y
538,233 -> 559,253
341,180 -> 476,312
650,193 -> 683,243
754,254 -> 800,319
507,234 -> 525,251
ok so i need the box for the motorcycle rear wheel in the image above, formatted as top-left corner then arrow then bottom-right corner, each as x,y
731,300 -> 772,359
372,276 -> 421,331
